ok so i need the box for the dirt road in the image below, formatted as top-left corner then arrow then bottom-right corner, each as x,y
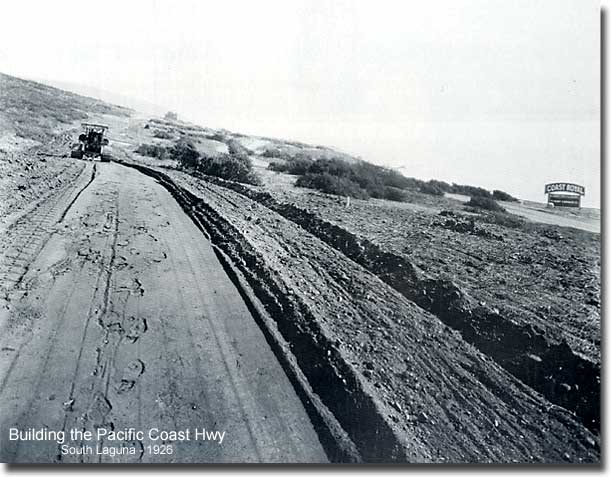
445,193 -> 600,233
0,161 -> 327,463
501,201 -> 600,234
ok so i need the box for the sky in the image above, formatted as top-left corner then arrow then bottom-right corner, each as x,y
0,0 -> 600,206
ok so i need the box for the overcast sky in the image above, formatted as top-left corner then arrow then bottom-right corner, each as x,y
0,0 -> 600,206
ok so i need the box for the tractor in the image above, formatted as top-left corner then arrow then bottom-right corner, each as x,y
71,123 -> 110,161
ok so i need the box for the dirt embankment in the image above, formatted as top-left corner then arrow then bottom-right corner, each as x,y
181,175 -> 600,434
120,162 -> 599,463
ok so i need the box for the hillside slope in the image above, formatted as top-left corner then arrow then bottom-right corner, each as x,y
0,72 -> 132,227
0,72 -> 131,149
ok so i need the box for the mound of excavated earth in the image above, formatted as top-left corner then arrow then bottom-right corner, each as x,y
172,172 -> 601,435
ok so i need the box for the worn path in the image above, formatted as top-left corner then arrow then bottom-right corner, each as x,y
0,161 -> 326,463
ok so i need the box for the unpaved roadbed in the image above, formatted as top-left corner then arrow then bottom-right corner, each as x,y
0,162 -> 326,463
124,162 -> 599,463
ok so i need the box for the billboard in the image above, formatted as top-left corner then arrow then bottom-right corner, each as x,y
544,182 -> 585,208
547,194 -> 582,208
544,183 -> 586,196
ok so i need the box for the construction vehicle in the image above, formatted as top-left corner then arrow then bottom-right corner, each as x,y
70,123 -> 110,161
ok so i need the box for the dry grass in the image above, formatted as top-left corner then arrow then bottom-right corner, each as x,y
0,73 -> 131,144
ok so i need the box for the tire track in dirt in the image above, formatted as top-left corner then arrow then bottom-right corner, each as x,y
0,162 -> 91,298
62,189 -> 153,463
2,251 -> 92,461
58,164 -> 97,223
161,210 -> 266,461
0,163 -> 96,415
1,162 -> 327,463
130,169 -> 328,463
59,195 -> 125,463
0,171 -> 142,462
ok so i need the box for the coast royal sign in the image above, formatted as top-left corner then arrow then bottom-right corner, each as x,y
544,182 -> 585,208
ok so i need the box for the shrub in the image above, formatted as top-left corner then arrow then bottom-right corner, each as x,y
146,137 -> 260,184
308,158 -> 413,194
452,183 -> 491,198
198,153 -> 260,185
226,139 -> 251,157
362,183 -> 405,202
367,166 -> 414,190
261,147 -> 292,160
492,189 -> 519,202
295,173 -> 369,199
289,155 -> 314,174
269,156 -> 415,201
381,186 -> 408,202
426,179 -> 452,193
134,143 -> 171,160
268,156 -> 313,175
307,157 -> 353,177
466,196 -> 505,212
268,161 -> 289,172
172,139 -> 199,169
420,182 -> 445,196
153,129 -> 173,139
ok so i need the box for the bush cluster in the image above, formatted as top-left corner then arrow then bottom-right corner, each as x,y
226,139 -> 251,157
172,139 -> 199,169
268,156 -> 313,175
153,129 -> 173,139
295,173 -> 369,199
199,154 -> 260,184
134,143 -> 172,160
420,182 -> 445,196
135,139 -> 259,185
419,180 -> 519,202
268,154 -> 521,205
381,187 -> 408,202
492,189 -> 519,202
270,157 -> 413,202
175,139 -> 259,185
452,184 -> 492,198
261,146 -> 293,160
466,196 -> 505,212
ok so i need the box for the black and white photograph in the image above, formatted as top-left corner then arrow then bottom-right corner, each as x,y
0,0 -> 601,465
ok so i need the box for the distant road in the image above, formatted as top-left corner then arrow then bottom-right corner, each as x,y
445,193 -> 600,234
